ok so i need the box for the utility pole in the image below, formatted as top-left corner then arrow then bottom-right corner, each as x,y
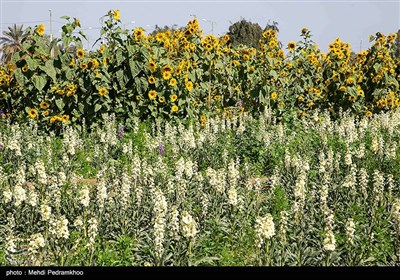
49,9 -> 54,57
202,18 -> 216,35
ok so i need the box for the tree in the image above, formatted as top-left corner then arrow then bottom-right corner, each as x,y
227,19 -> 263,48
264,20 -> 279,33
150,24 -> 181,36
394,29 -> 400,58
0,24 -> 29,63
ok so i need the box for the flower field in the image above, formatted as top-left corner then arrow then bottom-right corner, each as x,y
0,10 -> 400,266
0,10 -> 399,130
1,108 -> 400,265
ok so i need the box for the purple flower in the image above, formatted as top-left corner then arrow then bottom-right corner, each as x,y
118,124 -> 124,140
158,143 -> 166,155
237,100 -> 243,107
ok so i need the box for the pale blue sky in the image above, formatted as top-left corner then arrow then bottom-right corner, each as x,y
1,0 -> 399,52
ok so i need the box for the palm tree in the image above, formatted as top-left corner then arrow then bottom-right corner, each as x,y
0,24 -> 29,63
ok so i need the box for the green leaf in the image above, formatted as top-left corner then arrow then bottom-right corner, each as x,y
78,103 -> 85,114
129,59 -> 141,78
116,51 -> 124,65
25,57 -> 38,70
270,70 -> 278,79
39,60 -> 57,82
78,30 -> 88,41
94,103 -> 102,112
55,99 -> 65,110
60,16 -> 71,21
13,68 -> 25,86
32,75 -> 47,91
116,69 -> 125,88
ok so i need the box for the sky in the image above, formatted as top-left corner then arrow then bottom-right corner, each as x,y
0,0 -> 399,53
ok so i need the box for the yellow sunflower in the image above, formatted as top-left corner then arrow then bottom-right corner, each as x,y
171,105 -> 179,112
163,71 -> 172,80
148,76 -> 156,84
113,9 -> 120,21
365,111 -> 373,118
35,24 -> 45,36
62,115 -> 70,123
148,61 -> 157,72
99,87 -> 108,96
169,78 -> 177,87
287,41 -> 296,50
28,108 -> 38,118
158,97 -> 165,103
76,49 -> 85,59
148,90 -> 157,100
170,94 -> 178,102
271,92 -> 278,101
186,81 -> 193,91
40,101 -> 49,110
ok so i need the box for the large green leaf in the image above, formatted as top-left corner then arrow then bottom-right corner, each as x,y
55,99 -> 65,110
13,68 -> 25,86
94,103 -> 102,112
129,59 -> 141,78
32,75 -> 47,91
39,60 -> 57,82
25,57 -> 38,71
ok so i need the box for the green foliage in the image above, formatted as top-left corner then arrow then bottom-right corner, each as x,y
227,19 -> 263,48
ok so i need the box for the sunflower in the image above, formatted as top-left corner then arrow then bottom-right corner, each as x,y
99,87 -> 108,96
56,89 -> 65,95
22,65 -> 29,72
28,108 -> 38,118
113,9 -> 120,21
271,92 -> 278,101
163,71 -> 172,80
262,30 -> 272,38
35,24 -> 45,36
348,95 -> 356,103
346,77 -> 354,85
69,58 -> 76,67
62,115 -> 70,123
80,62 -> 88,70
99,45 -> 106,54
90,59 -> 99,70
77,49 -> 85,59
365,111 -> 373,118
339,85 -> 346,92
200,115 -> 206,122
186,81 -> 193,91
301,27 -> 308,35
148,90 -> 157,100
171,105 -> 179,112
148,61 -> 157,72
170,94 -> 178,102
74,18 -> 81,27
169,78 -> 177,87
162,65 -> 173,73
40,101 -> 49,110
42,110 -> 49,117
297,95 -> 304,103
148,76 -> 156,84
357,89 -> 364,97
158,97 -> 165,103
287,41 -> 296,50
